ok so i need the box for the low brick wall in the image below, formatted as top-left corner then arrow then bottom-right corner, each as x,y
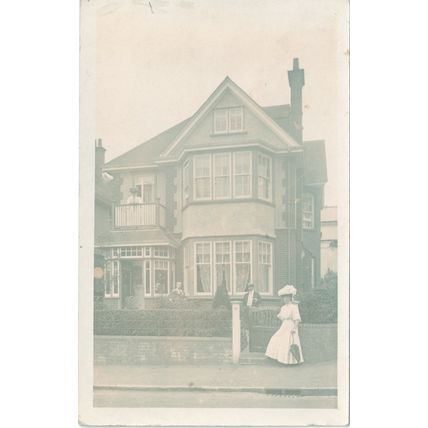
94,336 -> 232,365
299,324 -> 337,363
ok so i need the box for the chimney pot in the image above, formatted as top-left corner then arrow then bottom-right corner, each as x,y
293,58 -> 299,70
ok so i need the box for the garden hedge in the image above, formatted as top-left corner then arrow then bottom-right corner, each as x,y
94,308 -> 232,337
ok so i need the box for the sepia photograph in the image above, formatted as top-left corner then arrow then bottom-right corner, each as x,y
79,0 -> 349,425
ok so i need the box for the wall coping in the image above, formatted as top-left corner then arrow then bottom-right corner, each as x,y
95,335 -> 232,342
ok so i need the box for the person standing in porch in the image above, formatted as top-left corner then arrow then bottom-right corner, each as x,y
265,285 -> 304,365
242,283 -> 262,308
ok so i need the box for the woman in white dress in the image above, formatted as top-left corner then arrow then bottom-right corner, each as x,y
265,285 -> 304,365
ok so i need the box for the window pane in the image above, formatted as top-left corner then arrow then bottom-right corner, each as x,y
214,177 -> 230,198
214,109 -> 228,133
229,107 -> 243,131
196,265 -> 211,293
259,264 -> 270,293
235,175 -> 250,197
234,152 -> 250,174
215,242 -> 231,292
235,241 -> 251,292
144,261 -> 151,295
258,242 -> 272,293
154,260 -> 168,295
196,243 -> 211,293
195,155 -> 210,177
195,178 -> 210,198
302,194 -> 314,229
236,264 -> 251,292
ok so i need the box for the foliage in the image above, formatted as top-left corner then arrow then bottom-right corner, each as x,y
243,286 -> 338,325
298,286 -> 337,323
94,308 -> 232,337
212,285 -> 232,310
320,269 -> 338,289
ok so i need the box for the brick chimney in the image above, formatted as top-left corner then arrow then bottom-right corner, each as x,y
95,138 -> 105,180
288,58 -> 305,142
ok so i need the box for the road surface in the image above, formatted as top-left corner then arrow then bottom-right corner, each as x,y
94,389 -> 337,408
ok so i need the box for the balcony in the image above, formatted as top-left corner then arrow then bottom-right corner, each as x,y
113,202 -> 166,228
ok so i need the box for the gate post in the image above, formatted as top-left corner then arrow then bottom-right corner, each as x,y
232,303 -> 241,364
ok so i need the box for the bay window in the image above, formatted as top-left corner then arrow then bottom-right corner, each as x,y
105,260 -> 120,298
233,152 -> 252,198
234,240 -> 252,293
195,242 -> 212,294
194,154 -> 211,200
215,242 -> 232,292
258,241 -> 272,294
213,153 -> 231,199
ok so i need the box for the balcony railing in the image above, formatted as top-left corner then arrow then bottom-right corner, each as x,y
113,203 -> 166,228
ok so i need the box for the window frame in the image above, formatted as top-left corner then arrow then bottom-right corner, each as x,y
153,259 -> 170,296
143,259 -> 152,296
213,108 -> 229,134
302,193 -> 315,230
233,240 -> 252,295
214,241 -> 232,294
105,259 -> 120,298
258,241 -> 273,296
233,151 -> 252,199
213,152 -> 232,200
194,241 -> 213,296
193,154 -> 212,201
228,106 -> 244,133
213,106 -> 244,134
135,174 -> 155,203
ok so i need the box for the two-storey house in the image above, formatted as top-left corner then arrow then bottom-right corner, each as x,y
95,59 -> 327,309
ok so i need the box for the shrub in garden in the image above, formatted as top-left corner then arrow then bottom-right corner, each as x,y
94,308 -> 232,337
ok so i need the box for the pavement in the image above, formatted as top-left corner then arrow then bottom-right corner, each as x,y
94,360 -> 337,394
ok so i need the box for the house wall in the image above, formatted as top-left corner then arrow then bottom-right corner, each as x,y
182,201 -> 275,240
301,187 -> 322,288
94,335 -> 232,365
94,201 -> 111,240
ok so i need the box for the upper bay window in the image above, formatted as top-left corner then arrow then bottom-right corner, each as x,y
194,154 -> 211,200
213,153 -> 231,199
192,152 -> 252,201
213,107 -> 244,134
233,152 -> 252,198
302,193 -> 315,230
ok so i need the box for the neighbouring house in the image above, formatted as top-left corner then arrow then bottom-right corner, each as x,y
320,206 -> 338,278
94,58 -> 327,309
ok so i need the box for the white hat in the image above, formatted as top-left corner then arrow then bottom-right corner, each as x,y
278,285 -> 297,296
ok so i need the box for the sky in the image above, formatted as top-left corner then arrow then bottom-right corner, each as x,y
96,0 -> 348,206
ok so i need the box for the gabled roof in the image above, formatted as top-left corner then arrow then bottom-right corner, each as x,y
105,103 -> 293,171
105,118 -> 190,171
161,76 -> 300,158
303,140 -> 328,185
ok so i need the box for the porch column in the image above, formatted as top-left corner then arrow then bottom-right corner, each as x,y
232,302 -> 241,364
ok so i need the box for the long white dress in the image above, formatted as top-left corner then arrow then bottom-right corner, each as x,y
265,303 -> 304,365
